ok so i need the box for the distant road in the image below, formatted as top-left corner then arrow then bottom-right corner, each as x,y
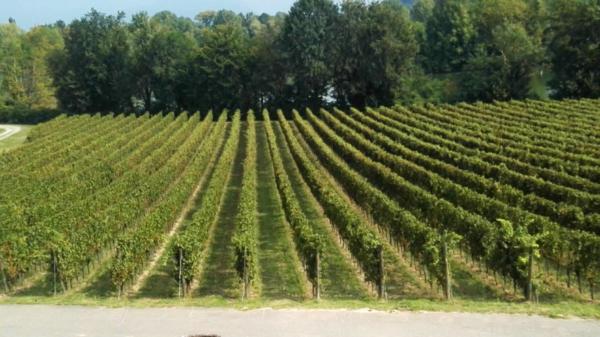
1,305 -> 599,337
0,125 -> 22,141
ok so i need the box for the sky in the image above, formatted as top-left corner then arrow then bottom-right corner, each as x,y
2,0 -> 298,30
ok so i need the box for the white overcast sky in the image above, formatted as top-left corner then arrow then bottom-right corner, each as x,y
2,0 -> 298,29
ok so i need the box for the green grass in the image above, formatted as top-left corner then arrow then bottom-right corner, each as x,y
0,125 -> 33,152
255,122 -> 308,299
195,126 -> 247,298
134,252 -> 179,298
449,257 -> 508,300
1,295 -> 599,319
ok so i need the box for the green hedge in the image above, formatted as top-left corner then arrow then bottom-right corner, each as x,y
0,106 -> 65,124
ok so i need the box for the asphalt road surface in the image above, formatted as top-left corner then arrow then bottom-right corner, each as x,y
0,125 -> 22,141
1,305 -> 599,337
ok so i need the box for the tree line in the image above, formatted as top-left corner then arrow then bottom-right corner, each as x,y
0,0 -> 598,117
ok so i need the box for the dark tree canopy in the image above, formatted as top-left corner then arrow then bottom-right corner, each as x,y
547,0 -> 600,98
50,10 -> 132,112
333,1 -> 419,108
279,0 -> 339,109
1,0 -> 598,116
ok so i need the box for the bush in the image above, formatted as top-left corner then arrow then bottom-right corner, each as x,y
0,105 -> 65,124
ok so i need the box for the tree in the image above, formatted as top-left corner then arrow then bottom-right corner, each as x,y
152,11 -> 196,35
196,10 -> 243,29
460,22 -> 544,101
332,1 -> 419,108
246,14 -> 290,110
280,0 -> 338,109
547,0 -> 600,98
129,12 -> 196,112
21,26 -> 64,108
0,23 -> 62,109
183,22 -> 251,112
411,0 -> 434,23
0,23 -> 25,107
50,9 -> 133,113
424,0 -> 477,73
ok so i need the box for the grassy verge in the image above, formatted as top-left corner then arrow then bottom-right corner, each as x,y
255,122 -> 308,299
0,125 -> 33,152
1,295 -> 598,319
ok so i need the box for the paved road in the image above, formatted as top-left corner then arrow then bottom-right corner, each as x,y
1,305 -> 599,337
0,125 -> 22,141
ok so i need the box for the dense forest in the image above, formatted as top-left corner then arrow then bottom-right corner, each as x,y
0,0 -> 599,118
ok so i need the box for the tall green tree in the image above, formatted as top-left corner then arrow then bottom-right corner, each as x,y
332,0 -> 419,108
458,0 -> 545,102
0,23 -> 26,107
129,12 -> 196,112
21,26 -> 64,108
183,22 -> 251,112
196,10 -> 243,28
460,22 -> 544,102
0,23 -> 63,109
424,0 -> 477,73
411,0 -> 434,23
50,10 -> 133,113
280,0 -> 338,108
546,0 -> 600,98
246,14 -> 290,110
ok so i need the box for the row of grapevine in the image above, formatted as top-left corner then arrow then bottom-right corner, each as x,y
1,114 -> 122,173
19,113 -> 70,141
0,114 -> 146,206
0,114 -> 126,188
170,111 -> 241,296
45,112 -> 194,290
1,114 -> 75,164
374,107 -> 600,212
0,113 -> 165,230
560,99 -> 600,119
438,102 -> 599,168
290,110 -> 459,298
278,110 -> 385,297
480,101 -> 600,143
300,108 -> 599,299
110,112 -> 229,295
328,108 -> 599,234
501,100 -> 600,133
439,104 -> 600,171
404,103 -> 600,183
232,111 -> 259,299
0,113 -> 168,288
0,114 -> 96,166
451,102 -> 600,157
569,98 -> 600,112
382,105 -> 600,194
263,110 -> 323,298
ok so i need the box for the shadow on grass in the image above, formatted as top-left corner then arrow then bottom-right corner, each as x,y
81,266 -> 116,298
451,260 -> 500,301
12,274 -> 53,297
136,257 -> 178,299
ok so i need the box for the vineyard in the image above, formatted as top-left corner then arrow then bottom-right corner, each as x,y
1,99 -> 599,305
